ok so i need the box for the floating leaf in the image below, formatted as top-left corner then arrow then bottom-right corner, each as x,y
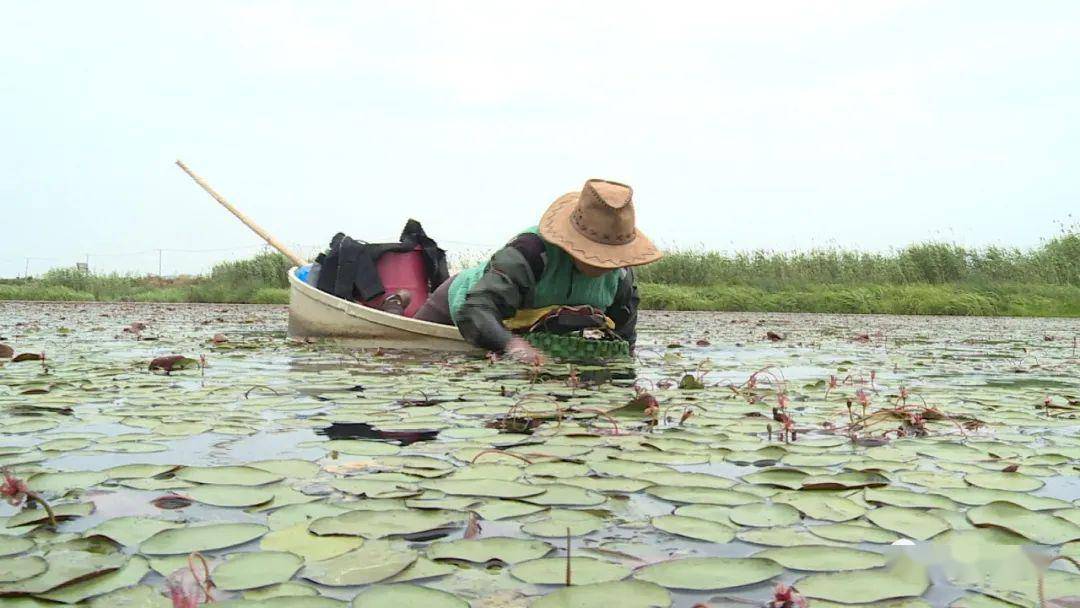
174,466 -> 283,486
773,492 -> 866,522
84,516 -> 182,546
964,471 -> 1044,492
0,555 -> 47,583
419,479 -> 544,499
261,524 -> 363,562
967,501 -> 1080,544
309,509 -> 464,539
522,509 -> 605,537
350,584 -> 467,608
645,485 -> 760,506
651,514 -> 735,543
796,557 -> 930,604
38,555 -> 150,603
0,551 -> 125,594
512,557 -> 630,585
809,522 -> 900,544
866,506 -> 950,541
729,502 -> 802,528
301,541 -> 417,586
532,580 -> 671,608
426,536 -> 552,564
213,551 -> 303,591
633,556 -> 782,590
140,522 -> 268,555
754,546 -> 887,571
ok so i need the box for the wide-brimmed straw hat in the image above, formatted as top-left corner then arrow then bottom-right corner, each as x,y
539,179 -> 662,269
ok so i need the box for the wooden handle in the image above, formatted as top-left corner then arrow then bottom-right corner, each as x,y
175,160 -> 308,267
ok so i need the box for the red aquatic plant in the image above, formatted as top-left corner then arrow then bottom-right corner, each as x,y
166,553 -> 214,606
1,469 -> 56,526
768,582 -> 808,608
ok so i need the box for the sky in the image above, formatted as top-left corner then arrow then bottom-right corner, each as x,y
1,1 -> 1078,277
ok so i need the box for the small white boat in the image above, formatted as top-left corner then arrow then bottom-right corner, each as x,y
287,267 -> 480,351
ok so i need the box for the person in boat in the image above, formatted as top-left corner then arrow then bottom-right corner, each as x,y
414,179 -> 662,364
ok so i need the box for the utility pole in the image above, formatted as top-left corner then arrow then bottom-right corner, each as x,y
157,249 -> 163,277
24,258 -> 29,278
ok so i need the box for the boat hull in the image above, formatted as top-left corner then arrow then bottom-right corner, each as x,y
287,267 -> 479,351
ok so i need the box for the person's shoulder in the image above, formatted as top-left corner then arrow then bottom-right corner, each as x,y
507,232 -> 546,278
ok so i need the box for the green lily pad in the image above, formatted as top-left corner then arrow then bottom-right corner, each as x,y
672,505 -> 731,524
633,556 -> 782,590
637,470 -> 736,489
0,555 -> 47,583
103,463 -> 177,479
470,500 -> 546,521
261,524 -> 363,562
309,509 -> 464,539
175,466 -> 284,486
426,536 -> 552,564
729,503 -> 801,527
185,485 -> 276,508
512,557 -> 630,585
521,484 -> 607,507
866,506 -> 950,541
773,492 -> 866,522
37,555 -> 150,603
248,459 -> 320,479
419,479 -> 544,499
739,527 -> 842,547
651,514 -> 735,543
796,557 -> 930,604
0,537 -> 34,557
0,551 -> 125,594
645,486 -> 760,506
84,517 -> 182,546
967,501 -> 1080,544
864,488 -> 958,510
140,522 -> 269,555
382,557 -> 457,583
86,584 -> 172,607
213,551 -> 303,591
27,471 -> 108,494
522,510 -> 606,537
930,488 -> 1071,511
964,472 -> 1044,492
245,582 -> 320,599
809,522 -> 900,544
754,546 -> 887,571
532,580 -> 671,608
802,472 -> 889,490
322,440 -> 401,456
742,468 -> 809,490
301,541 -> 417,586
350,584 -> 467,608
8,501 -> 94,527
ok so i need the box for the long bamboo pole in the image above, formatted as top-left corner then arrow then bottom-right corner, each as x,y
175,160 -> 307,267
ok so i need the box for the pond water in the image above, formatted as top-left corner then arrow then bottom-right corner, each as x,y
0,302 -> 1078,607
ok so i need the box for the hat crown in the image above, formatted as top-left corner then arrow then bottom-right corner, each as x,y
571,179 -> 637,246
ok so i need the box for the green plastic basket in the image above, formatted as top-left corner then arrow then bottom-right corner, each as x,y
523,332 -> 630,361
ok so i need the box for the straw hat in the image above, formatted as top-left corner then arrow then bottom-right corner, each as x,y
539,179 -> 662,269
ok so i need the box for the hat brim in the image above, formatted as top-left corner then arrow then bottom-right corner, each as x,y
538,193 -> 663,269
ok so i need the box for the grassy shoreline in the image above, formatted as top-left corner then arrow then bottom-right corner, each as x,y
2,228 -> 1078,317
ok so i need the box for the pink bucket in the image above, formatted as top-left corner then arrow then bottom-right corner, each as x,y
361,247 -> 429,317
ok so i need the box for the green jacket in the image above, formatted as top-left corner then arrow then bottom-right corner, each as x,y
449,230 -> 640,352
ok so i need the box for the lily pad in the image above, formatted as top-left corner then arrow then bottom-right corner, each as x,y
0,551 -> 125,594
651,514 -> 735,543
729,503 -> 801,527
967,501 -> 1080,544
175,466 -> 283,486
532,580 -> 671,608
522,510 -> 606,537
261,524 -> 363,562
773,492 -> 866,522
754,546 -> 887,571
140,522 -> 269,555
964,472 -> 1044,492
809,522 -> 900,544
866,506 -> 950,541
37,555 -> 150,603
796,557 -> 930,604
426,536 -> 552,564
0,555 -> 47,583
301,541 -> 417,586
309,509 -> 464,539
419,479 -> 544,499
185,485 -> 276,508
512,557 -> 630,585
350,584 -> 467,608
84,517 -> 182,546
213,551 -> 303,591
645,486 -> 760,506
633,556 -> 782,590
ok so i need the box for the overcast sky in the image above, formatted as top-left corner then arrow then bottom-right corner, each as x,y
2,1 -> 1077,277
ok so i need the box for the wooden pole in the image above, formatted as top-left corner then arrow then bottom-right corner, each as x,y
175,160 -> 307,267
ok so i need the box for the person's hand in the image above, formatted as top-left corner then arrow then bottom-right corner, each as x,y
505,337 -> 546,366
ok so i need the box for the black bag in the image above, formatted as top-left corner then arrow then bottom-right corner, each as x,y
315,219 -> 449,302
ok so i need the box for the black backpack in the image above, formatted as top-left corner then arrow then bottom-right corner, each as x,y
315,219 -> 449,302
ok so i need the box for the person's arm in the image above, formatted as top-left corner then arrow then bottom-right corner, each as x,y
456,234 -> 546,352
605,267 -> 639,350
